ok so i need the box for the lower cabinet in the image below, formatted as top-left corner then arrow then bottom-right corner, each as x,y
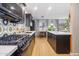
48,32 -> 70,54
22,34 -> 35,56
24,39 -> 35,55
38,31 -> 46,37
48,32 -> 56,51
56,35 -> 70,54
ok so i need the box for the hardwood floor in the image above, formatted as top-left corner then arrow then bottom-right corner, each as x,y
22,37 -> 70,56
32,37 -> 56,56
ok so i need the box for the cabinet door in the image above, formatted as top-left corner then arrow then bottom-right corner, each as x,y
26,14 -> 32,27
48,32 -> 52,41
52,34 -> 56,50
26,17 -> 30,26
56,35 -> 70,54
22,34 -> 35,56
30,20 -> 35,31
48,33 -> 53,48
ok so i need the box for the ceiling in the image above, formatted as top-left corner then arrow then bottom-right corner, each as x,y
25,3 -> 70,19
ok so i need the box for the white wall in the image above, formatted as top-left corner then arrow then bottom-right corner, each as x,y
70,4 -> 79,54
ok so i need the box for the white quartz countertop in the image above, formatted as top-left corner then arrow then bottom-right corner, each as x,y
0,45 -> 17,56
48,31 -> 70,35
26,31 -> 36,36
15,31 -> 36,36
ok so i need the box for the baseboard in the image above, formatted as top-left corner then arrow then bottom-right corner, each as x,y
70,53 -> 79,56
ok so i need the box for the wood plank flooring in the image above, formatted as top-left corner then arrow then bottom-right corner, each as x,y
32,37 -> 56,56
22,37 -> 70,56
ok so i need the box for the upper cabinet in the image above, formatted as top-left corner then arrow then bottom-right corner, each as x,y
26,14 -> 32,26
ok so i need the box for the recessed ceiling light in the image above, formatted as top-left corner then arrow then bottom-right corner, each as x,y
34,6 -> 38,11
25,11 -> 28,14
10,6 -> 15,10
48,6 -> 52,11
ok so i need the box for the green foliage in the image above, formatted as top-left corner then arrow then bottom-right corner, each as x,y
63,17 -> 70,32
48,24 -> 56,31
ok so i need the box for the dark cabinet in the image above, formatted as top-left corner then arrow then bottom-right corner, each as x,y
39,31 -> 46,37
48,32 -> 70,54
30,20 -> 35,31
56,35 -> 70,54
26,14 -> 32,27
48,32 -> 56,51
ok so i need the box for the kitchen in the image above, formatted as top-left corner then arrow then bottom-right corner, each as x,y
0,3 -> 78,56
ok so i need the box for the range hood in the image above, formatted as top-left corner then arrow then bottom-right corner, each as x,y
0,3 -> 22,23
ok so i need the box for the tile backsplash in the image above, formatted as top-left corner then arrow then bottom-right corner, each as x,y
0,18 -> 27,37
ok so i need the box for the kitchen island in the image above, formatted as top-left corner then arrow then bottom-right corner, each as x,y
48,31 -> 71,54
